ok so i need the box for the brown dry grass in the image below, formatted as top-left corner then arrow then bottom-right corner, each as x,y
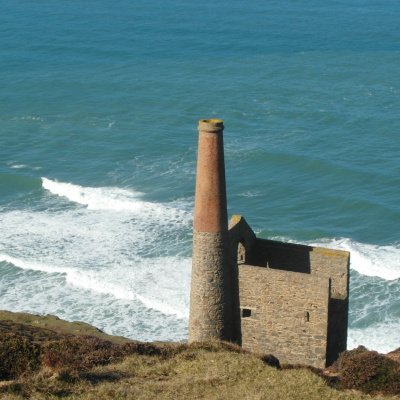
0,312 -> 398,400
0,311 -> 130,345
0,342 -> 388,400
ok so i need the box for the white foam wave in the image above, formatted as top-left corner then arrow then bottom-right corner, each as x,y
0,261 -> 188,342
239,191 -> 263,197
0,254 -> 68,275
42,177 -> 190,226
1,252 -> 190,319
348,323 -> 400,354
42,177 -> 143,209
64,256 -> 190,319
20,115 -> 44,121
8,163 -> 41,170
0,179 -> 192,320
10,164 -> 27,169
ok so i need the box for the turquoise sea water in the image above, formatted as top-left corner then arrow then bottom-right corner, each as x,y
1,1 -> 399,353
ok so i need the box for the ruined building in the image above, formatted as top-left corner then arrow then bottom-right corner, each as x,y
189,119 -> 350,368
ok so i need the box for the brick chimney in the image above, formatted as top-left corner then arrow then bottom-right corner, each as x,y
189,119 -> 234,342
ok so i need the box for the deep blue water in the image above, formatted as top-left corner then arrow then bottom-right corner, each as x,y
1,0 -> 399,352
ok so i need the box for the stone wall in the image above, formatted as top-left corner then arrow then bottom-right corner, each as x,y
247,238 -> 349,365
238,264 -> 330,368
189,230 -> 233,342
227,216 -> 350,367
309,246 -> 350,365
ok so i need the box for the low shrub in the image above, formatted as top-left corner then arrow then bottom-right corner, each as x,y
339,350 -> 400,395
0,334 -> 41,379
185,341 -> 245,354
260,354 -> 280,369
332,345 -> 368,373
41,335 -> 123,371
121,342 -> 163,357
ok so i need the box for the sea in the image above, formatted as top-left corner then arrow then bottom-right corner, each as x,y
1,0 -> 399,354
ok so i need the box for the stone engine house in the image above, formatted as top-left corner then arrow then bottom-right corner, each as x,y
189,119 -> 350,368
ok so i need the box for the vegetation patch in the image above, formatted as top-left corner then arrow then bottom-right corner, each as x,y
0,334 -> 41,380
260,353 -> 281,368
339,350 -> 400,395
42,336 -> 123,372
0,313 -> 399,399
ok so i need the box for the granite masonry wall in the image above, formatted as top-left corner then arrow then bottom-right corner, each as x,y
227,215 -> 350,368
239,264 -> 330,368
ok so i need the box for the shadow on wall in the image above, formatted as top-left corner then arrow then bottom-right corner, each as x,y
251,239 -> 312,274
229,215 -> 312,274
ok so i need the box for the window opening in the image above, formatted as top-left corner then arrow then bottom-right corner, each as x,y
237,240 -> 246,264
242,309 -> 252,318
304,311 -> 310,322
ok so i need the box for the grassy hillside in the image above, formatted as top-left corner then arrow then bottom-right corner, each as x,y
0,311 -> 399,400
